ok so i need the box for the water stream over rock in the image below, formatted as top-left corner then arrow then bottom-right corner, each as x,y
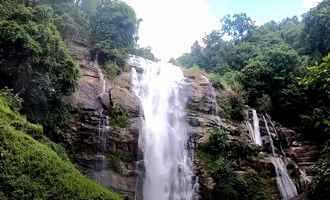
247,109 -> 298,200
131,57 -> 195,200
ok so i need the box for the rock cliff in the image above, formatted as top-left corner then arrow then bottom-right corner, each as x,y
63,44 -> 140,200
61,44 -> 318,200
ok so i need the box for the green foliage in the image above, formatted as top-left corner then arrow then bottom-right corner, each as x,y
131,47 -> 159,61
198,128 -> 270,200
0,92 -> 43,139
303,0 -> 330,56
199,128 -> 259,170
219,91 -> 245,121
80,0 -> 101,16
212,170 -> 272,200
241,43 -> 300,101
225,42 -> 258,70
301,53 -> 330,93
90,0 -> 138,64
221,70 -> 244,92
109,106 -> 129,128
298,53 -> 330,140
54,5 -> 89,43
210,70 -> 246,121
200,128 -> 228,156
0,88 -> 23,112
0,2 -> 79,134
107,151 -> 134,174
208,73 -> 224,89
310,143 -> 330,199
221,13 -> 256,41
102,61 -> 121,80
0,95 -> 121,200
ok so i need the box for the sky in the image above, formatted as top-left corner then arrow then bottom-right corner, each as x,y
123,0 -> 322,60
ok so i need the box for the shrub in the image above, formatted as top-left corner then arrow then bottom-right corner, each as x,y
198,128 -> 270,200
309,143 -> 330,200
109,106 -> 129,128
0,2 -> 79,134
102,61 -> 120,80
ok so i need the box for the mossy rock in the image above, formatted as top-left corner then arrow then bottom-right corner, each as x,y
0,94 -> 122,200
109,106 -> 129,129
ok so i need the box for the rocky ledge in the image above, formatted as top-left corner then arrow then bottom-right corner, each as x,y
61,47 -> 318,200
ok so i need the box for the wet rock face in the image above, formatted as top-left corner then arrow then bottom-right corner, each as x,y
182,69 -> 221,199
64,49 -> 140,200
280,127 -> 320,178
183,69 -> 220,145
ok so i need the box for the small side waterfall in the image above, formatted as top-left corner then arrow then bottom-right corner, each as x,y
246,109 -> 298,200
252,110 -> 262,145
270,157 -> 298,200
131,57 -> 195,200
97,60 -> 109,153
246,109 -> 262,146
263,115 -> 298,200
94,54 -> 110,183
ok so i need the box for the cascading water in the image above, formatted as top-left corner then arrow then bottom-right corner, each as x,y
131,57 -> 195,200
263,115 -> 298,200
246,109 -> 262,146
247,109 -> 298,200
263,115 -> 275,155
93,54 -> 110,183
270,157 -> 298,200
96,57 -> 109,152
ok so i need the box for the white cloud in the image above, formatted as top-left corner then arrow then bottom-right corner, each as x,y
123,0 -> 217,60
303,0 -> 321,10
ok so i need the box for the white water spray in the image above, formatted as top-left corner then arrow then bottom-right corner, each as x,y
131,57 -> 195,200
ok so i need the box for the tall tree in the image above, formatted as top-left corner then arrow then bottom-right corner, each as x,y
221,13 -> 255,41
90,0 -> 138,63
303,0 -> 330,57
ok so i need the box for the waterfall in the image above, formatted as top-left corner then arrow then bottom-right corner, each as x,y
263,115 -> 298,200
263,115 -> 275,155
270,157 -> 298,200
96,54 -> 109,152
246,109 -> 262,146
94,54 -> 110,183
247,109 -> 298,200
131,57 -> 195,200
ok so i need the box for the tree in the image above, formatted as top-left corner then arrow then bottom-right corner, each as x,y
132,46 -> 159,61
80,0 -> 100,16
301,53 -> 330,93
303,0 -> 330,57
241,44 -> 301,108
0,3 -> 78,133
90,0 -> 138,49
221,13 -> 255,41
90,0 -> 138,63
300,54 -> 330,139
202,31 -> 232,71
